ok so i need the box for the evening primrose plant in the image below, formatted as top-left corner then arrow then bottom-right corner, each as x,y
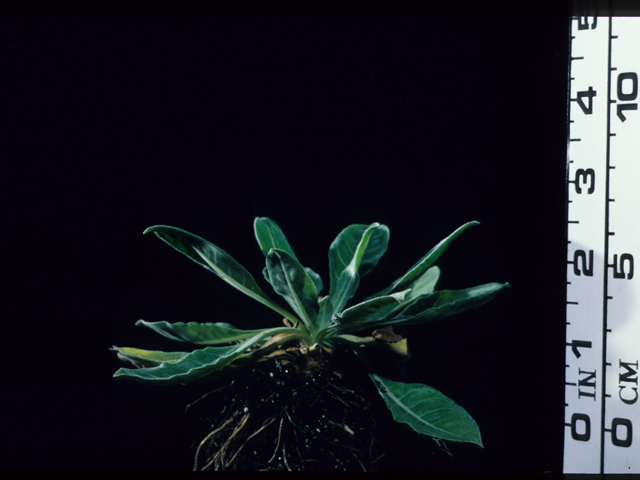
112,218 -> 509,448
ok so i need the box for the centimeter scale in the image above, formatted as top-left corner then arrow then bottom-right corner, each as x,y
565,16 -> 640,474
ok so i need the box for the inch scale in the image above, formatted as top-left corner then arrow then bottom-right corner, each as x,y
565,16 -> 640,474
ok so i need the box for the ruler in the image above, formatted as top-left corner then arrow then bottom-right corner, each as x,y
565,16 -> 640,474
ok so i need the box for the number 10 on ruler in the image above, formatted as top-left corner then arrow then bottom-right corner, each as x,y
565,17 -> 640,474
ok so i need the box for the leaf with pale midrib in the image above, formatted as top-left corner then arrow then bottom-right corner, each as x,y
328,223 -> 389,299
370,373 -> 483,446
144,225 -> 298,324
266,248 -> 319,333
113,327 -> 301,385
136,320 -> 270,345
367,221 -> 479,300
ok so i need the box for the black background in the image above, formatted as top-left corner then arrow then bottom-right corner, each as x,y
2,15 -> 570,471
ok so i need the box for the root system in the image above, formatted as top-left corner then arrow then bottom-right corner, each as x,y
186,355 -> 384,471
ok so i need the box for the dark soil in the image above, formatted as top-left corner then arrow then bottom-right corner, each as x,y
185,356 -> 385,471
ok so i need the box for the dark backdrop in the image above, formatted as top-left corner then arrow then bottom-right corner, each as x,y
2,15 -> 569,472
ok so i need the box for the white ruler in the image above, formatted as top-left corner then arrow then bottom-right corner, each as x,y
565,16 -> 640,474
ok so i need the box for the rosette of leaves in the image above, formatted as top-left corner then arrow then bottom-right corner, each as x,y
112,218 -> 509,449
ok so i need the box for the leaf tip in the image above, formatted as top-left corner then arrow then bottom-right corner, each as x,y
143,225 -> 164,235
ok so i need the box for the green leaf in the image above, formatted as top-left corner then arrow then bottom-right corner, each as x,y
254,217 -> 298,260
262,266 -> 323,296
329,223 -> 386,315
255,218 -> 323,295
114,344 -> 246,384
361,266 -> 441,325
304,267 -> 324,296
369,373 -> 483,446
144,225 -> 298,324
333,289 -> 410,327
110,346 -> 188,368
266,249 -> 319,334
333,334 -> 409,357
315,295 -> 334,331
402,266 -> 440,304
367,282 -> 510,329
113,327 -> 302,385
135,320 -> 270,345
371,221 -> 479,298
328,223 -> 389,294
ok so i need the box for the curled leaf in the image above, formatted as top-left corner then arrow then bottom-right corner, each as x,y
110,346 -> 188,368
